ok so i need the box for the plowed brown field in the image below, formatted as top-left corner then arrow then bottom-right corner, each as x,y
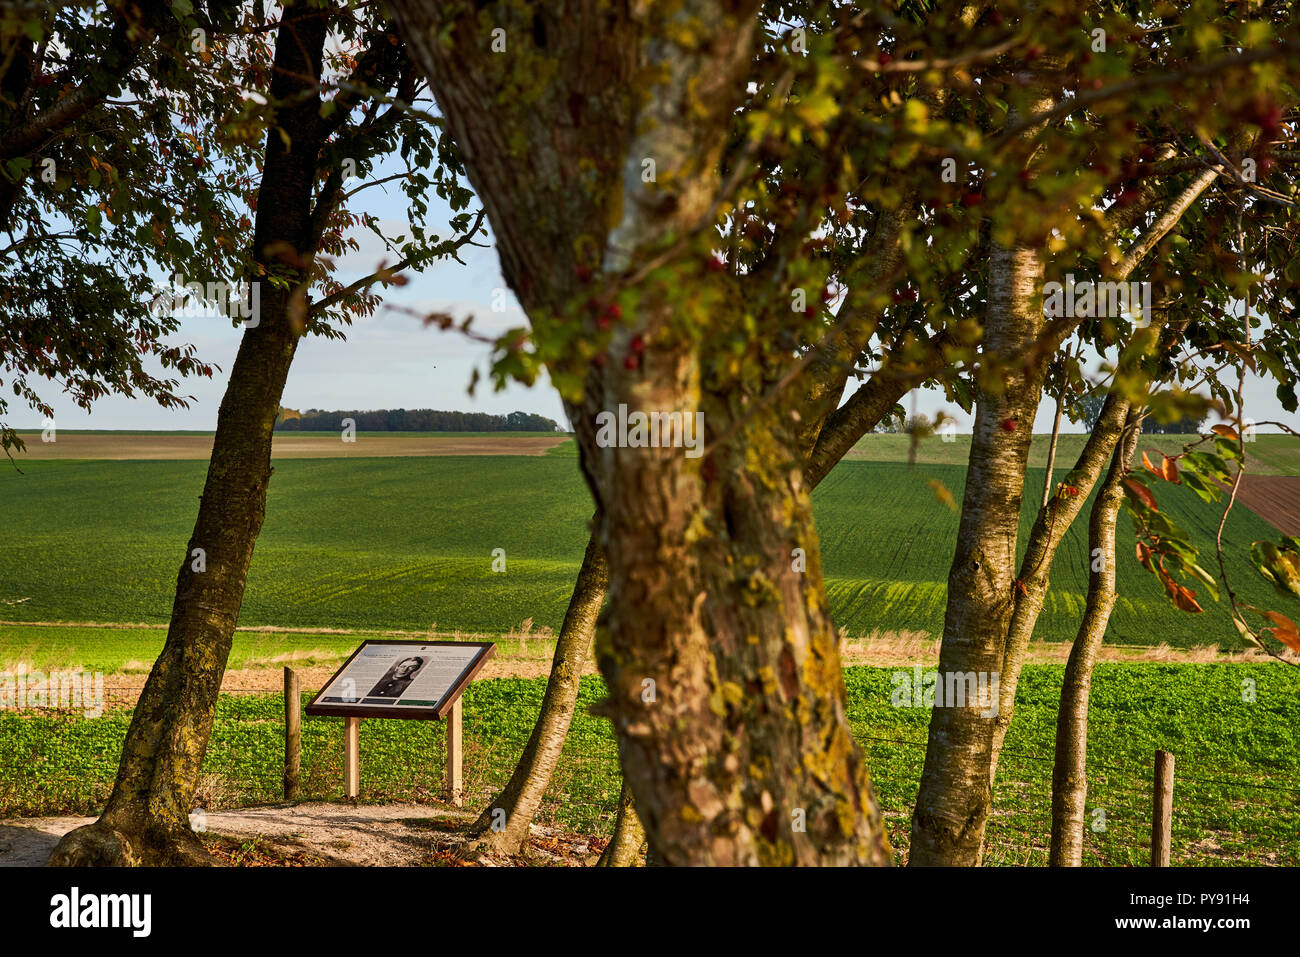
9,432 -> 568,460
1235,474 -> 1300,535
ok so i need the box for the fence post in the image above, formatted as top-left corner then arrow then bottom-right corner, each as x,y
1152,749 -> 1174,866
283,666 -> 300,801
446,698 -> 463,808
344,716 -> 361,799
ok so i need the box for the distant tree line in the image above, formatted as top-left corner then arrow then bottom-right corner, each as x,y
1077,394 -> 1204,434
275,408 -> 563,432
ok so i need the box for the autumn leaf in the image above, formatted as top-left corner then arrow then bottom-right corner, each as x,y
1211,424 -> 1239,441
1172,585 -> 1204,614
1142,450 -> 1161,479
1123,478 -> 1158,510
1261,610 -> 1300,651
1159,454 -> 1180,484
1251,540 -> 1300,597
1136,541 -> 1153,571
1233,615 -> 1264,649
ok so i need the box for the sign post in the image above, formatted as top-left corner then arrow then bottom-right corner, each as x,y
283,666 -> 301,800
306,640 -> 494,805
344,716 -> 360,799
446,698 -> 463,807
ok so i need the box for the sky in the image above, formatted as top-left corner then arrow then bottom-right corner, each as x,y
20,153 -> 1298,436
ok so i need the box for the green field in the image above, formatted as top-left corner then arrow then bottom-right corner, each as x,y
3,663 -> 1296,865
3,434 -> 1297,866
2,434 -> 1297,648
0,625 -> 367,674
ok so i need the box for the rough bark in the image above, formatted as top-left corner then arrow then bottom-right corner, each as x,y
392,0 -> 891,864
463,517 -> 607,856
595,779 -> 646,867
470,333 -> 921,860
908,242 -> 1047,866
47,3 -> 330,866
1050,409 -> 1141,866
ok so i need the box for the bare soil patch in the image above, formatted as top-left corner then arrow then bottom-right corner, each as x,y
78,633 -> 1291,710
6,621 -> 1291,713
1234,474 -> 1300,535
9,432 -> 568,460
0,803 -> 603,867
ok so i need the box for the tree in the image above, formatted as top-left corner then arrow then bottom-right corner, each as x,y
1141,412 -> 1205,433
907,1 -> 1300,865
393,0 -> 1278,865
1050,154 -> 1300,863
389,0 -> 980,864
1050,407 -> 1141,865
49,0 -> 481,865
1077,392 -> 1107,432
0,0 -> 249,454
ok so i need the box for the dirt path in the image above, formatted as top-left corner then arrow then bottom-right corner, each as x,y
6,620 -> 1291,710
83,635 -> 1289,707
0,802 -> 603,867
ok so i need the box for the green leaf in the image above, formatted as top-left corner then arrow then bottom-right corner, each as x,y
1180,471 -> 1221,504
1214,437 -> 1243,464
1186,563 -> 1220,602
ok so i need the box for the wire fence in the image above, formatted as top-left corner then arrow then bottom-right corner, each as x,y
2,683 -> 1297,866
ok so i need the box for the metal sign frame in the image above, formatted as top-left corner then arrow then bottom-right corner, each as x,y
304,639 -> 495,721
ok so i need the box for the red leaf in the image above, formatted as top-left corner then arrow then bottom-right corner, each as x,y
1172,586 -> 1203,614
1136,541 -> 1153,571
1262,610 -> 1300,651
1123,478 -> 1158,510
1159,569 -> 1178,599
1142,451 -> 1161,479
1160,454 -> 1180,485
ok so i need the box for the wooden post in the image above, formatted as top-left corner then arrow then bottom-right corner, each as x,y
283,666 -> 300,800
1152,749 -> 1174,866
344,716 -> 360,799
446,697 -> 463,807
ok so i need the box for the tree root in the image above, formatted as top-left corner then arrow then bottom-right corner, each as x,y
47,819 -> 217,867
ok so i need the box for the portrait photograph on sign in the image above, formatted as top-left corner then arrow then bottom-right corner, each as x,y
306,640 -> 495,719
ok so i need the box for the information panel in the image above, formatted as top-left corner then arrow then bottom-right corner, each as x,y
305,640 -> 495,720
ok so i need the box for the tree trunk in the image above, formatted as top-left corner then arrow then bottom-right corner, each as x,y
47,3 -> 329,866
392,0 -> 892,865
908,242 -> 1046,866
595,779 -> 645,867
986,316 -> 1184,796
1050,409 -> 1140,866
911,225 -> 1200,865
470,337 -> 921,859
988,394 -> 1132,765
463,519 -> 607,856
1041,394 -> 1063,510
